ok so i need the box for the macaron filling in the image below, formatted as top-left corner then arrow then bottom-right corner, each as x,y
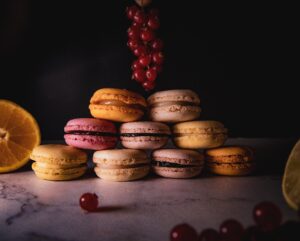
152,160 -> 201,168
92,100 -> 146,112
121,133 -> 170,137
150,101 -> 199,107
66,130 -> 117,137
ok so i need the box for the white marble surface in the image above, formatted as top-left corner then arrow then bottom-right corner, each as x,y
0,139 -> 298,241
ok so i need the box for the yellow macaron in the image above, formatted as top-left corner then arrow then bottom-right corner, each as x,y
205,146 -> 255,176
89,88 -> 147,122
172,121 -> 228,149
30,144 -> 88,181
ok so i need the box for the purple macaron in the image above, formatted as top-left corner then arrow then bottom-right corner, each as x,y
64,118 -> 118,150
120,121 -> 170,150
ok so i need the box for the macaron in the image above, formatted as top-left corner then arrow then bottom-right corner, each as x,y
89,88 -> 147,122
151,149 -> 204,178
93,149 -> 150,181
120,121 -> 170,150
205,146 -> 255,176
173,120 -> 228,149
30,144 -> 88,181
147,89 -> 201,123
64,118 -> 117,150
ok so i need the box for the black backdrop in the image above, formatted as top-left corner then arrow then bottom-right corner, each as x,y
0,1 -> 298,140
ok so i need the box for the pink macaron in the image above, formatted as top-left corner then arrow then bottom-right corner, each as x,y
120,121 -> 170,150
64,118 -> 118,150
151,149 -> 204,178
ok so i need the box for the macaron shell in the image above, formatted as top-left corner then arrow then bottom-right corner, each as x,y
152,166 -> 203,179
121,136 -> 168,149
64,134 -> 117,150
173,133 -> 227,149
32,163 -> 87,181
94,166 -> 150,181
64,118 -> 117,133
120,121 -> 170,134
147,89 -> 200,105
173,120 -> 227,134
206,162 -> 255,176
89,104 -> 144,122
149,105 -> 201,122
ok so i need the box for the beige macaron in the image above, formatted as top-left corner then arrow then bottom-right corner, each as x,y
172,120 -> 228,149
205,146 -> 255,176
93,149 -> 150,181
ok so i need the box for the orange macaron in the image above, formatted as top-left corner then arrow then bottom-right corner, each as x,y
89,88 -> 147,122
205,146 -> 255,176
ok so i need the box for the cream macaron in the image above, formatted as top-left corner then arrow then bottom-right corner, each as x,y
30,144 -> 88,181
147,89 -> 201,123
172,121 -> 228,149
93,149 -> 150,181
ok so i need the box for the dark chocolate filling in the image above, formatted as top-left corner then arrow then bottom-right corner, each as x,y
121,133 -> 170,137
66,131 -> 117,136
152,160 -> 196,168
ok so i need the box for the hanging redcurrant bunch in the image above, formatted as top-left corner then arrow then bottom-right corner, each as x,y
126,0 -> 164,91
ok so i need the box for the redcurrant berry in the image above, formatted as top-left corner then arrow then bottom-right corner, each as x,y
152,51 -> 164,64
127,28 -> 140,40
152,65 -> 163,73
126,5 -> 139,20
219,219 -> 244,240
132,69 -> 147,83
133,46 -> 148,56
138,55 -> 152,66
127,39 -> 140,51
149,8 -> 159,18
131,60 -> 143,70
140,28 -> 155,42
79,193 -> 99,212
199,228 -> 220,241
147,16 -> 160,30
146,68 -> 157,82
170,223 -> 198,241
151,39 -> 164,51
133,10 -> 147,25
253,201 -> 282,232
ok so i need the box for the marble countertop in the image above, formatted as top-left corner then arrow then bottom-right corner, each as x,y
0,138 -> 298,241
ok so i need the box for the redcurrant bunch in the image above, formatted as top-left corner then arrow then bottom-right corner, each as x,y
126,4 -> 164,91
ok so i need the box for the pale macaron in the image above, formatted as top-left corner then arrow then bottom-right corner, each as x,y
147,89 -> 201,123
120,121 -> 170,150
93,149 -> 150,181
89,88 -> 147,122
30,144 -> 88,181
205,146 -> 255,176
173,120 -> 228,149
64,118 -> 117,150
152,149 -> 204,178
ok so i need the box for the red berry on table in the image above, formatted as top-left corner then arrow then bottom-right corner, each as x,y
170,223 -> 198,241
199,228 -> 220,241
127,39 -> 140,51
133,10 -> 147,25
147,16 -> 160,30
132,69 -> 147,83
131,60 -> 143,70
79,193 -> 99,212
146,68 -> 157,82
151,38 -> 164,51
152,51 -> 164,64
133,45 -> 148,56
138,55 -> 152,66
126,5 -> 139,20
152,64 -> 163,73
219,219 -> 244,240
253,201 -> 282,232
140,28 -> 155,42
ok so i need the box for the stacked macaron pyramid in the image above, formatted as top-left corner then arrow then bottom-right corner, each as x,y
31,88 -> 254,181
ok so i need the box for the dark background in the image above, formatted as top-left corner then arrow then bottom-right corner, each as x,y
0,1 -> 298,140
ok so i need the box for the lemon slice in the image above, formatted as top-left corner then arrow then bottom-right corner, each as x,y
282,139 -> 300,210
0,100 -> 40,173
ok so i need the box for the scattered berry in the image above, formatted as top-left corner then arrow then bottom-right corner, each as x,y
219,219 -> 244,240
199,228 -> 220,241
170,223 -> 198,241
79,193 -> 99,212
253,201 -> 282,232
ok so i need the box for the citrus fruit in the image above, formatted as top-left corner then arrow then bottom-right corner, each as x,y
0,99 -> 40,173
282,139 -> 300,210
